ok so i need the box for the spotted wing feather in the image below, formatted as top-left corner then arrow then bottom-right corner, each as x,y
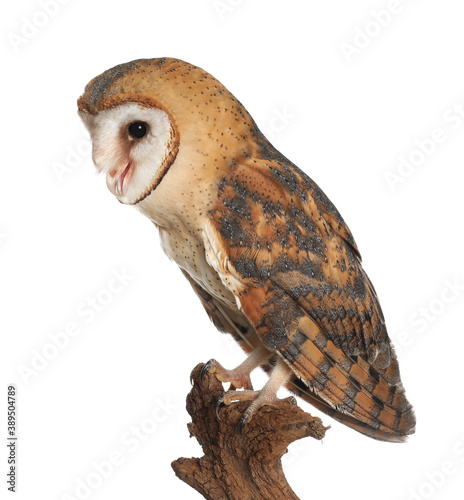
205,147 -> 416,441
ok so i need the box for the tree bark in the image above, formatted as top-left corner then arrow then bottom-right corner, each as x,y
171,363 -> 328,500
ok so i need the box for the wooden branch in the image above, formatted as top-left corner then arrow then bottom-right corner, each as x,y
171,363 -> 329,500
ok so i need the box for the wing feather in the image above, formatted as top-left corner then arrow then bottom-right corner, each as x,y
204,152 -> 415,441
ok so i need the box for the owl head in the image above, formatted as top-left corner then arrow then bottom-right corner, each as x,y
77,58 -> 263,205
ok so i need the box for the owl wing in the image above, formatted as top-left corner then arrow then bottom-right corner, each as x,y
204,155 -> 415,441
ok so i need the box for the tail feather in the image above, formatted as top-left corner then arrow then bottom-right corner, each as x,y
287,375 -> 415,443
279,315 -> 416,441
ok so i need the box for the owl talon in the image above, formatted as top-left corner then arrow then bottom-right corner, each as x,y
238,414 -> 249,434
215,395 -> 225,421
201,358 -> 254,390
200,361 -> 213,384
214,390 -> 258,421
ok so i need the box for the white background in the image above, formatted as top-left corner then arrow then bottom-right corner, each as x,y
2,1 -> 464,499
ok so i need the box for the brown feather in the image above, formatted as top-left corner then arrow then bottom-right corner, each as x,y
206,147 -> 416,441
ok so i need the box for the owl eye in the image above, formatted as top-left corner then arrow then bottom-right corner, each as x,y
128,121 -> 148,139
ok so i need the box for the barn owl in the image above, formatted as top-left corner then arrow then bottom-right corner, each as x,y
78,58 -> 415,442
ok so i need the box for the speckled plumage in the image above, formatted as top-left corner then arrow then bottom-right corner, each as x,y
78,58 -> 415,442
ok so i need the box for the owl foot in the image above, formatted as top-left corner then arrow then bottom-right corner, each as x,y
216,389 -> 296,432
201,343 -> 273,391
215,358 -> 294,431
201,359 -> 253,391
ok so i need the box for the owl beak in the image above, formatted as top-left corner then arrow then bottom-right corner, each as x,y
107,161 -> 133,197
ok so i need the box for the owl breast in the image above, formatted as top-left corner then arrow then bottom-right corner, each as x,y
158,226 -> 238,311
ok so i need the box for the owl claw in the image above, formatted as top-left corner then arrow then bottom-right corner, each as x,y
200,358 -> 253,390
215,389 -> 284,432
238,414 -> 248,434
206,358 -> 293,432
200,361 -> 213,384
212,389 -> 261,429
215,395 -> 225,421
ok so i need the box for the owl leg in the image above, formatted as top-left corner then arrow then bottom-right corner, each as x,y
216,358 -> 294,431
201,343 -> 273,391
